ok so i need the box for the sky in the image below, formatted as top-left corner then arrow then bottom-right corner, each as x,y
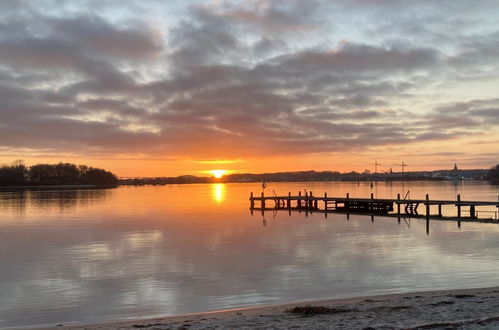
0,0 -> 498,177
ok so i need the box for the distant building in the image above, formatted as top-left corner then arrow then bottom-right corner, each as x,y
453,163 -> 458,171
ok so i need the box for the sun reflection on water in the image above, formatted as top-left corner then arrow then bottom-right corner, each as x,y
212,183 -> 225,203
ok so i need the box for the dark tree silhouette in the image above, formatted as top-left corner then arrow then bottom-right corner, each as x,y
0,161 -> 118,186
0,160 -> 28,185
81,168 -> 118,185
487,164 -> 499,183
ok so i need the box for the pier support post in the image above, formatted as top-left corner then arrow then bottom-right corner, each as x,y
457,194 -> 461,218
470,205 -> 476,219
287,192 -> 291,208
346,193 -> 350,210
298,191 -> 301,208
397,193 -> 401,214
438,204 -> 442,217
370,193 -> 374,212
425,194 -> 430,220
261,192 -> 265,209
310,191 -> 314,209
250,192 -> 254,209
324,192 -> 328,211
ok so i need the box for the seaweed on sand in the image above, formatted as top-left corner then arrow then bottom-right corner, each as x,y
286,305 -> 353,316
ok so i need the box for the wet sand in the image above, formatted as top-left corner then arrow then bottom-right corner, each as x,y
36,286 -> 499,330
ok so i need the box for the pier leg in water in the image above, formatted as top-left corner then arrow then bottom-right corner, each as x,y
426,219 -> 430,235
438,204 -> 442,217
324,192 -> 328,211
298,191 -> 301,208
457,194 -> 461,218
371,214 -> 374,222
250,192 -> 254,209
261,192 -> 265,209
287,192 -> 291,208
397,193 -> 401,214
426,194 -> 430,220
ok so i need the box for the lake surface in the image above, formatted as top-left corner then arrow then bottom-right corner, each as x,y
1,181 -> 499,328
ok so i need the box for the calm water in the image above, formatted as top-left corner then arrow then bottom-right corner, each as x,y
1,181 -> 499,328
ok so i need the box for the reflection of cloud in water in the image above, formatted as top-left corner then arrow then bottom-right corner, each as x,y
121,280 -> 176,310
124,231 -> 163,250
68,231 -> 164,279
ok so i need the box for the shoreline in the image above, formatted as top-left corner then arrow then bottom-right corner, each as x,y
119,178 -> 488,186
31,286 -> 499,330
0,184 -> 117,191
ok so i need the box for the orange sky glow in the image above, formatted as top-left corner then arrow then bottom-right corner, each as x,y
5,131 -> 498,178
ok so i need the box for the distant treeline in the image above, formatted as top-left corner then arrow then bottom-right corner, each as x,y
120,168 -> 489,186
119,172 -> 435,186
488,164 -> 499,183
0,161 -> 118,186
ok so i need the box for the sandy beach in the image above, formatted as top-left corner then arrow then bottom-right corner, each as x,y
34,287 -> 499,330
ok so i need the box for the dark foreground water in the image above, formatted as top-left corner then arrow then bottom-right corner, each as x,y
0,181 -> 498,328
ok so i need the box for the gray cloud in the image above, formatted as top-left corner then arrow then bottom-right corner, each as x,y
429,99 -> 499,127
0,0 -> 498,162
221,0 -> 325,34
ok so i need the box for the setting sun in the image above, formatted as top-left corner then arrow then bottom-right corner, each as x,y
210,169 -> 227,178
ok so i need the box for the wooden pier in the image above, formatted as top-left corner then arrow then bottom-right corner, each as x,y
249,192 -> 499,220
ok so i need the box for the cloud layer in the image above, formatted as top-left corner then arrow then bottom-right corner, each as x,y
1,0 -> 498,170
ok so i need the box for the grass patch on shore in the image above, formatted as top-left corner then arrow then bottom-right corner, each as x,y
286,305 -> 352,316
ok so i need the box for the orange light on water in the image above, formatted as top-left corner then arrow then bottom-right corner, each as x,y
210,169 -> 226,178
212,183 -> 225,203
